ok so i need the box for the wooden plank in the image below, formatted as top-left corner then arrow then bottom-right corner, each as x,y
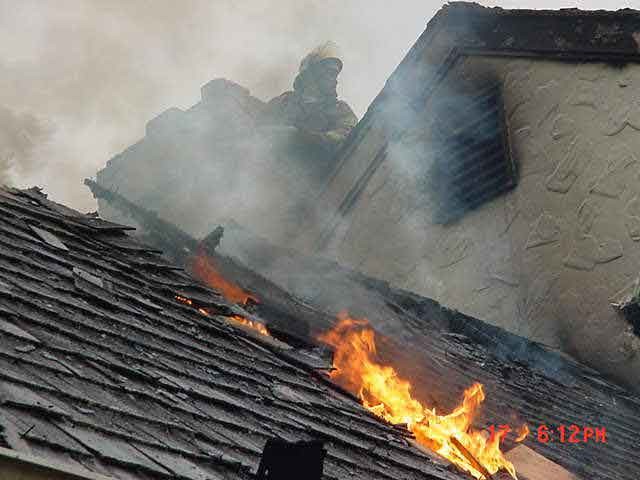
505,445 -> 577,480
450,436 -> 493,480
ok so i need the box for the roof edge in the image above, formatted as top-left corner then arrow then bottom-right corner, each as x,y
442,1 -> 640,17
0,446 -> 115,480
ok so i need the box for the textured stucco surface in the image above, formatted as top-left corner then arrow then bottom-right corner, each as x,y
320,57 -> 640,390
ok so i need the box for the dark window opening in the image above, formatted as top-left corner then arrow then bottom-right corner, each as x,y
427,82 -> 517,224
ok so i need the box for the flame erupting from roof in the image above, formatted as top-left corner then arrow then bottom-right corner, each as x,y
318,313 -> 525,480
189,251 -> 258,305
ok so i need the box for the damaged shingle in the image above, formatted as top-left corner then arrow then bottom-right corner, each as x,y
0,317 -> 41,344
29,224 -> 69,251
72,267 -> 105,289
0,383 -> 68,419
0,279 -> 13,295
14,344 -> 38,354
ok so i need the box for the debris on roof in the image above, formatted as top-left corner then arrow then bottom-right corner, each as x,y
504,445 -> 578,480
28,224 -> 69,251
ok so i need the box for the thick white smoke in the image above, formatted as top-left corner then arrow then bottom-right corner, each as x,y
0,0 -> 439,209
1,0 -> 630,210
0,105 -> 53,186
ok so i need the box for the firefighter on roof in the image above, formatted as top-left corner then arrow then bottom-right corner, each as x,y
262,42 -> 358,154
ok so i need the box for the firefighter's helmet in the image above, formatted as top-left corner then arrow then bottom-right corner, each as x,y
298,42 -> 342,74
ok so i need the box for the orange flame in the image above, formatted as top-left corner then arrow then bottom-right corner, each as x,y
175,295 -> 271,337
318,313 -> 521,480
174,296 -> 269,336
175,294 -> 193,306
190,252 -> 257,305
515,424 -> 529,443
175,294 -> 211,316
229,315 -> 270,336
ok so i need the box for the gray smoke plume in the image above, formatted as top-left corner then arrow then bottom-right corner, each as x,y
0,105 -> 53,186
2,0 -> 625,210
0,0 -> 444,210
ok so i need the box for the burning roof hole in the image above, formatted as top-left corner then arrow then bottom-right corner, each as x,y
228,315 -> 270,337
188,249 -> 258,305
173,295 -> 270,337
174,294 -> 211,316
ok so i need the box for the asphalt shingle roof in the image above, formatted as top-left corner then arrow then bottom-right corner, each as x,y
0,186 -> 462,480
209,233 -> 640,480
88,179 -> 640,480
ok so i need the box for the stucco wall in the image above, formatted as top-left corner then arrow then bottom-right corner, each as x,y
321,57 -> 640,389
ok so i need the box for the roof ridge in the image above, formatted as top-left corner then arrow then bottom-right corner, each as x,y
443,1 -> 640,16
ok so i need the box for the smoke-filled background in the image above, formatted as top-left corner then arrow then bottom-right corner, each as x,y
0,0 -> 634,210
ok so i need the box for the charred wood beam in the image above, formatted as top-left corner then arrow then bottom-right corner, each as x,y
450,437 -> 493,480
84,178 -> 199,265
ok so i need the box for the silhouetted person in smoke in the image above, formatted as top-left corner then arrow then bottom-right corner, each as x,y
261,42 -> 357,157
252,43 -> 357,238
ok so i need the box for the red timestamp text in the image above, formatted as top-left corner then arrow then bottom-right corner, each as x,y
536,425 -> 607,444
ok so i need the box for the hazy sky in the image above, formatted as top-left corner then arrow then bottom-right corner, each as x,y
0,0 -> 636,210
